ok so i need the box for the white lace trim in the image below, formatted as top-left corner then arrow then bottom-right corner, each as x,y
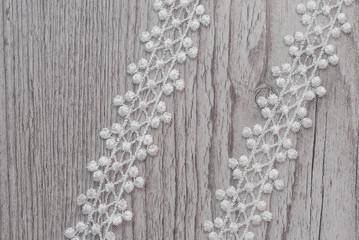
64,0 -> 209,239
204,0 -> 357,239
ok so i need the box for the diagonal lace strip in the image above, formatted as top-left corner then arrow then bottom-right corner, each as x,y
64,1 -> 210,239
204,0 -> 357,239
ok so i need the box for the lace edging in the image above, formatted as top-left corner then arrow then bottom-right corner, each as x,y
204,0 -> 357,239
64,0 -> 209,239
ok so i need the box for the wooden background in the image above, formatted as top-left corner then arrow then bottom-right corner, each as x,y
1,1 -> 358,239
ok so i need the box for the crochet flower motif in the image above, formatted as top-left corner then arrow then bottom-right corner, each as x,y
204,0 -> 357,239
64,0 -> 209,239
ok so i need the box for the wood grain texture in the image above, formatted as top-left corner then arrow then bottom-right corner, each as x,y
0,0 -> 358,239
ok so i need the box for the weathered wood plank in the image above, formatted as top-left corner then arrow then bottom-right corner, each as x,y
0,1 -> 358,239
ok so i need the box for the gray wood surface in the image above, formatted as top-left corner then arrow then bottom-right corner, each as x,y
1,1 -> 358,239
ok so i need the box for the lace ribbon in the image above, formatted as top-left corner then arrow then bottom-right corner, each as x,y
64,0 -> 209,239
204,0 -> 357,239
65,0 -> 358,239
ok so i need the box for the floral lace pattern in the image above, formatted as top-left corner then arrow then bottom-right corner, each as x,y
203,0 -> 357,239
64,0 -> 209,239
64,0 -> 358,239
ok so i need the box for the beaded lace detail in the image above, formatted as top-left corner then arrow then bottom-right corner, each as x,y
64,0 -> 209,239
203,0 -> 357,239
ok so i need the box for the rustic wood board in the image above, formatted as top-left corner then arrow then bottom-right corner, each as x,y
0,1 -> 358,239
